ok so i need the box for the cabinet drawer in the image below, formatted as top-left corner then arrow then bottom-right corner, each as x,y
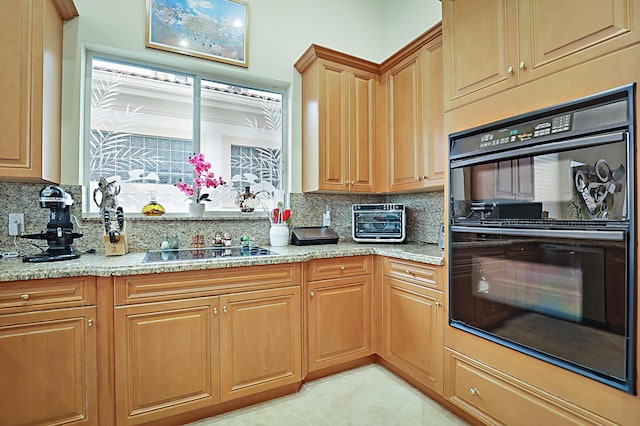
445,351 -> 615,426
306,256 -> 372,281
383,258 -> 441,290
115,263 -> 302,305
0,277 -> 96,313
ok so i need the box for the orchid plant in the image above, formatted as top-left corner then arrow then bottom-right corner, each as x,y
176,153 -> 225,203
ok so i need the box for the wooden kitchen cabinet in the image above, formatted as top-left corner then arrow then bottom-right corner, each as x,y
0,0 -> 78,182
382,259 -> 444,393
114,297 -> 221,425
0,277 -> 97,426
113,265 -> 302,425
219,286 -> 301,401
306,256 -> 373,371
382,26 -> 444,192
295,46 -> 378,193
444,349 -> 615,426
443,0 -> 640,110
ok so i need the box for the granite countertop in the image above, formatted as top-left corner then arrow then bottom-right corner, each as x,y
0,242 -> 445,282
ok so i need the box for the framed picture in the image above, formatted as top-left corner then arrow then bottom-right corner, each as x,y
146,0 -> 248,67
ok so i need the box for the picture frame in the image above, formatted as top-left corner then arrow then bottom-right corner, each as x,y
146,0 -> 248,68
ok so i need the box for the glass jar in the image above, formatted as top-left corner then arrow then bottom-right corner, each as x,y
235,186 -> 259,213
142,191 -> 166,216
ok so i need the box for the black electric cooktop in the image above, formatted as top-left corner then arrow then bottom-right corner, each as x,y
142,246 -> 276,263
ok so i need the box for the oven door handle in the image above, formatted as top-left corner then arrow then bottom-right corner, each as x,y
450,131 -> 628,167
451,226 -> 626,241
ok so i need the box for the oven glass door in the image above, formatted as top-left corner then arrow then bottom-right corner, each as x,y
450,132 -> 629,223
450,227 -> 632,390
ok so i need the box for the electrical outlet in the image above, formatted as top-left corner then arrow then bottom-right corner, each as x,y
8,213 -> 24,236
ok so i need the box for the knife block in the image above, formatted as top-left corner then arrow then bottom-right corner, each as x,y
104,223 -> 130,256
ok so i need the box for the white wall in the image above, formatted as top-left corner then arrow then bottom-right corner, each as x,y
61,0 -> 442,191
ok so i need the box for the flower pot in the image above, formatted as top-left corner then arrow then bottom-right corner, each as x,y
188,202 -> 205,217
269,223 -> 289,247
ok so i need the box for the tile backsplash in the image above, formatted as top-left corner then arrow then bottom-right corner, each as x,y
0,182 -> 444,255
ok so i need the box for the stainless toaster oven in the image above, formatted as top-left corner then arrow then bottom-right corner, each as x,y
352,204 -> 406,243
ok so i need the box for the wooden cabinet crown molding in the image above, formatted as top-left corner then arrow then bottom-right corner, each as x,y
380,21 -> 442,74
51,0 -> 78,21
294,44 -> 380,75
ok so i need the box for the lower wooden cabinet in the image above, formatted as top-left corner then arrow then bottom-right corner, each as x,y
306,256 -> 373,372
219,287 -> 301,401
444,350 -> 616,426
115,297 -> 220,425
114,286 -> 301,425
382,260 -> 444,393
0,306 -> 97,426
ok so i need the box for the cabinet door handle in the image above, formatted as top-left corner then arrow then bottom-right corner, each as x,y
351,180 -> 355,185
223,306 -> 227,313
469,387 -> 480,396
507,66 -> 514,75
519,61 -> 527,70
435,302 -> 442,308
88,319 -> 94,327
309,291 -> 315,297
21,294 -> 30,300
214,307 -> 218,315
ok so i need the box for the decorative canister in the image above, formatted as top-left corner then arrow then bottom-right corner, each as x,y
269,223 -> 289,247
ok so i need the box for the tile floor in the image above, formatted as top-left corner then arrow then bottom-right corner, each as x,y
189,364 -> 469,426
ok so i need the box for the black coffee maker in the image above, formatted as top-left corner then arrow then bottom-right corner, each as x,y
21,186 -> 83,262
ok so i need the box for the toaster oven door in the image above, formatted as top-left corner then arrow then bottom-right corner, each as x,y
353,211 -> 405,242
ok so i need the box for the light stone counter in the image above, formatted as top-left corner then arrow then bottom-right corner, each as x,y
0,242 -> 445,283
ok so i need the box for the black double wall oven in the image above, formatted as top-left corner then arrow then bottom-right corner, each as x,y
448,84 -> 637,393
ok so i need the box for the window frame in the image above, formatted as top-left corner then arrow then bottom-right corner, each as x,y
82,49 -> 288,218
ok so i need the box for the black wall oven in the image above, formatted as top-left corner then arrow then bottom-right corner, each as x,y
448,85 -> 636,393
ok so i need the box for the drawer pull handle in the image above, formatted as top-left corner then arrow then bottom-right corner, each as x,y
21,294 -> 30,300
469,387 -> 480,396
340,266 -> 345,270
405,269 -> 414,275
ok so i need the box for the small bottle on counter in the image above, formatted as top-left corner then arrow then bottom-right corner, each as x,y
170,234 -> 179,250
161,234 -> 170,251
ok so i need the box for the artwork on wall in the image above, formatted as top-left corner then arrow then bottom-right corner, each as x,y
146,0 -> 248,67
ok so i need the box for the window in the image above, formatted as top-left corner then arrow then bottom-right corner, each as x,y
86,55 -> 284,215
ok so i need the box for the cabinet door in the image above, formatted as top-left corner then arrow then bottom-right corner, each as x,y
518,0 -> 640,83
0,0 -> 65,182
422,37 -> 445,188
387,53 -> 423,191
348,69 -> 376,192
307,275 -> 372,371
219,286 -> 301,401
443,0 -> 518,109
318,59 -> 349,191
115,297 -> 220,425
382,277 -> 443,393
0,306 -> 97,426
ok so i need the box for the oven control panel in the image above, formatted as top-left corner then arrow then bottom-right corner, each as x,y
478,113 -> 573,150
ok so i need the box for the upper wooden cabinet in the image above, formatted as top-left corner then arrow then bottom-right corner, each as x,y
443,0 -> 640,110
295,46 -> 378,193
0,0 -> 78,183
380,26 -> 444,192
